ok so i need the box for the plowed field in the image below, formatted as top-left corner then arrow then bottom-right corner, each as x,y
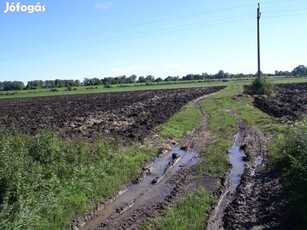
254,83 -> 307,120
0,87 -> 223,140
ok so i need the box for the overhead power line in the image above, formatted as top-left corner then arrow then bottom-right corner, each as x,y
0,3 -> 257,53
1,2 -> 304,62
1,15 -> 254,62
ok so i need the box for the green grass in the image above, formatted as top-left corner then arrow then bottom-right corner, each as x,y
200,83 -> 306,228
271,76 -> 307,84
0,130 -> 157,229
268,120 -> 307,229
160,102 -> 202,139
197,95 -> 236,177
1,77 -> 307,229
141,188 -> 217,230
195,84 -> 282,177
0,82 -> 227,99
143,79 -> 307,229
1,76 -> 305,100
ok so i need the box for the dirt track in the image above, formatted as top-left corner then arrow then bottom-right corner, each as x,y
206,111 -> 290,230
1,84 -> 303,229
0,87 -> 223,141
72,87 -> 300,230
72,94 -> 218,230
206,83 -> 307,229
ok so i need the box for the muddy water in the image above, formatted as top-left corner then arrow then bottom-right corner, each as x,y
80,146 -> 199,230
206,133 -> 246,229
229,141 -> 246,193
254,155 -> 263,166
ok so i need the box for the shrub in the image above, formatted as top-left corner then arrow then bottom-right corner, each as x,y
103,83 -> 112,88
245,77 -> 273,95
270,120 -> 307,227
281,120 -> 307,226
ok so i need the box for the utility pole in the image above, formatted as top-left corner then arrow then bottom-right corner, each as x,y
257,3 -> 261,78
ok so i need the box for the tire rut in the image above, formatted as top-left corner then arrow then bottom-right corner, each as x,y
73,94 -> 218,230
206,109 -> 289,230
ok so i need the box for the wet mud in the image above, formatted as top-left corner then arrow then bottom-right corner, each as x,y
206,111 -> 249,230
72,94 -> 218,230
206,110 -> 290,230
74,146 -> 199,230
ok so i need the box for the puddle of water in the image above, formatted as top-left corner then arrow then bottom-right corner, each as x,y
254,155 -> 263,166
229,144 -> 246,193
206,133 -> 246,229
80,146 -> 199,230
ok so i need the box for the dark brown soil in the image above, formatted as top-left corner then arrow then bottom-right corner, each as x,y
223,159 -> 291,230
72,94 -> 218,230
253,83 -> 307,120
93,170 -> 217,230
206,110 -> 291,230
0,87 -> 223,141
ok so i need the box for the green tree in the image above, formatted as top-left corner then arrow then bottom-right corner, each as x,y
215,70 -> 226,79
138,76 -> 146,83
127,75 -> 137,83
26,80 -> 43,89
292,65 -> 307,77
146,75 -> 155,82
55,79 -> 65,88
89,78 -> 101,85
83,78 -> 91,86
74,80 -> 80,86
155,77 -> 163,82
3,81 -> 25,90
44,80 -> 55,88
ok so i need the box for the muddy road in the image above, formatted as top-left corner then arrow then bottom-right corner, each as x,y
206,84 -> 307,229
206,111 -> 290,230
2,84 -> 302,229
72,94 -> 218,229
72,86 -> 300,230
0,87 -> 223,141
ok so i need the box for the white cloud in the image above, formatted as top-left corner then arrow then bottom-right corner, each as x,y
110,65 -> 151,74
94,1 -> 113,10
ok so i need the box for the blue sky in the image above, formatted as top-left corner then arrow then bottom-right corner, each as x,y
0,0 -> 306,83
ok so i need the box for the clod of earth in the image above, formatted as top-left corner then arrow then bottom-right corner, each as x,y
253,83 -> 307,120
0,87 -> 224,141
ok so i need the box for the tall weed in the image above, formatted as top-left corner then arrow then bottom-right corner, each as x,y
0,130 -> 156,229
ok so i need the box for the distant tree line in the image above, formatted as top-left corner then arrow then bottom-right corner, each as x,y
1,65 -> 306,91
0,81 -> 25,91
26,79 -> 81,89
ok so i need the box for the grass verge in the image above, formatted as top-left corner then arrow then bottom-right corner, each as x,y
197,95 -> 236,177
268,120 -> 307,229
145,81 -> 306,229
196,84 -> 282,177
141,188 -> 217,230
160,102 -> 201,139
0,130 -> 157,229
202,83 -> 306,228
